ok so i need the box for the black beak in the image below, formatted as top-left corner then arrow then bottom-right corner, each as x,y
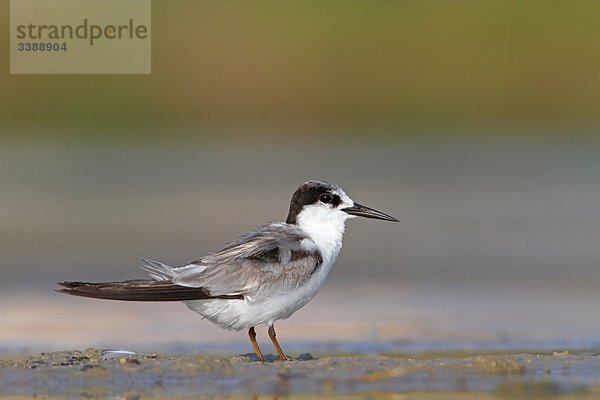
343,202 -> 399,222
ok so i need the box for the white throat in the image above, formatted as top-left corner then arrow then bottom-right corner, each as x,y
296,205 -> 349,264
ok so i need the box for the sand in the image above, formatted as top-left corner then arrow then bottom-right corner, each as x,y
1,349 -> 600,399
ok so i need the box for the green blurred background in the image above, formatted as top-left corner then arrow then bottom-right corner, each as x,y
3,1 -> 600,135
1,1 -> 600,351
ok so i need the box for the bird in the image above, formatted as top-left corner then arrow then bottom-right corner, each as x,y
57,180 -> 398,362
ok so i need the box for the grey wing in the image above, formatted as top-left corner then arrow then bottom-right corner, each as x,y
171,224 -> 323,297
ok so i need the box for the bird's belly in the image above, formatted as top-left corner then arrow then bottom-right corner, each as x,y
185,260 -> 333,331
185,285 -> 319,331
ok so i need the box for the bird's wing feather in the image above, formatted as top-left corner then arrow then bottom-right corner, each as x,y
172,223 -> 322,297
57,280 -> 243,301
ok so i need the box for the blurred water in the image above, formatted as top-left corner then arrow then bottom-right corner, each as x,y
1,136 -> 600,350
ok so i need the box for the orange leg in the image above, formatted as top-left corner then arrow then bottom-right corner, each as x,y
268,325 -> 289,361
248,327 -> 264,362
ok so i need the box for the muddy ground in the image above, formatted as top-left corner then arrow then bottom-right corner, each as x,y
1,349 -> 600,399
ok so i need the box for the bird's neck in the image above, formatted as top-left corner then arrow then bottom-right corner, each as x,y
297,216 -> 346,264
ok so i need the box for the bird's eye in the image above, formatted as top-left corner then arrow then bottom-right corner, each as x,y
320,194 -> 333,204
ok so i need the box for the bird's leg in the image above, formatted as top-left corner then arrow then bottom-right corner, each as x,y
268,324 -> 289,361
248,327 -> 264,362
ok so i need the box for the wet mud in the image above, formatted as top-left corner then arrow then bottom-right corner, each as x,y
1,349 -> 600,398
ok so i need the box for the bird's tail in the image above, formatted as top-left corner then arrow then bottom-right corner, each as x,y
56,280 -> 243,301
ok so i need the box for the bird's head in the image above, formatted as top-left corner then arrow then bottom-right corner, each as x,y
286,180 -> 398,228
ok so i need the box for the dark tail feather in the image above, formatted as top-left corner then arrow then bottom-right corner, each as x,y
57,279 -> 244,301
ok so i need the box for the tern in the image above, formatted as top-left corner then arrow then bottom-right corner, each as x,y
58,180 -> 398,361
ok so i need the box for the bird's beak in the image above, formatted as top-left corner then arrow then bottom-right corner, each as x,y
342,202 -> 399,222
